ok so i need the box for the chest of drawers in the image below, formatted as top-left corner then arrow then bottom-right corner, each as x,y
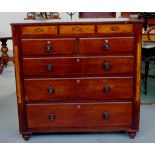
11,19 -> 142,140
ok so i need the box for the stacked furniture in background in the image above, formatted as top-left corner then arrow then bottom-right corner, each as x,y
142,26 -> 155,94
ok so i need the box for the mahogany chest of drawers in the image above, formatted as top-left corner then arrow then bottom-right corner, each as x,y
11,19 -> 142,140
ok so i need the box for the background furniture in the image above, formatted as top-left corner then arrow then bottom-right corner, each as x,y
139,12 -> 155,31
11,19 -> 142,140
79,12 -> 116,18
0,33 -> 12,74
142,26 -> 155,94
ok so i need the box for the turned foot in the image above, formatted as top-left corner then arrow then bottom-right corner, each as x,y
22,133 -> 30,141
128,132 -> 136,139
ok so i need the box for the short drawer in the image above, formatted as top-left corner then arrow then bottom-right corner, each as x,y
22,26 -> 57,35
24,77 -> 133,102
23,56 -> 134,76
97,24 -> 133,33
22,38 -> 76,56
59,25 -> 95,34
26,103 -> 132,129
79,37 -> 134,54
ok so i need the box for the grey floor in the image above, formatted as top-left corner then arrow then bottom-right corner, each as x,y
0,62 -> 155,142
141,61 -> 155,103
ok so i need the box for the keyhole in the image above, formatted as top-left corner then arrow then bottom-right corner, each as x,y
76,80 -> 80,84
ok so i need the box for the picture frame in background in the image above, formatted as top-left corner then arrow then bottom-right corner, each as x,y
25,12 -> 61,20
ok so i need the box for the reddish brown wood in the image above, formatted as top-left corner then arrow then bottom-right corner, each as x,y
79,12 -> 116,18
128,131 -> 137,139
11,19 -> 142,140
97,24 -> 133,33
24,77 -> 133,102
59,25 -> 95,34
132,24 -> 143,131
22,38 -> 76,56
121,12 -> 131,18
26,103 -> 132,129
79,37 -> 134,54
27,127 -> 135,133
22,133 -> 31,141
23,56 -> 134,77
22,26 -> 57,35
11,26 -> 27,133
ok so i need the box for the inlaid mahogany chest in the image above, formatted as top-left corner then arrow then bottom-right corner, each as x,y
11,19 -> 142,140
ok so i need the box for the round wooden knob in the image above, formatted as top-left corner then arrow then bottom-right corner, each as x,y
48,114 -> 56,121
103,43 -> 110,50
103,112 -> 110,120
47,64 -> 54,72
48,87 -> 55,95
46,41 -> 52,53
103,85 -> 110,93
103,62 -> 111,70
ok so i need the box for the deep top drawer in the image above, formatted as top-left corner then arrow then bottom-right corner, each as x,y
22,38 -> 76,56
97,24 -> 133,33
22,26 -> 57,35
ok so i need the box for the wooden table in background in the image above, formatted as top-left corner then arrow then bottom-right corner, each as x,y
0,32 -> 12,73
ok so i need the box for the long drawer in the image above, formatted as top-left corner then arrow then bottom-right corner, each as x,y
21,38 -> 76,56
24,77 -> 133,102
79,37 -> 134,54
23,56 -> 134,77
26,103 -> 132,129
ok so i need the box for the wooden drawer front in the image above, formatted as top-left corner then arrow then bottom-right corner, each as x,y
80,37 -> 134,53
59,25 -> 95,34
22,38 -> 76,56
23,56 -> 134,76
24,77 -> 133,102
26,103 -> 132,129
22,26 -> 57,35
97,24 -> 133,33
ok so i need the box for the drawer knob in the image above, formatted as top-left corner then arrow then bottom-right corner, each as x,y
48,87 -> 55,95
103,62 -> 111,70
46,41 -> 52,53
48,114 -> 56,121
47,64 -> 54,72
103,85 -> 110,93
103,43 -> 110,50
103,112 -> 110,120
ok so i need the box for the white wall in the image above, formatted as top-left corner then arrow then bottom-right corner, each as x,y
0,12 -> 79,34
0,12 -> 121,53
0,12 -> 77,52
0,12 -> 26,33
0,12 -> 26,53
